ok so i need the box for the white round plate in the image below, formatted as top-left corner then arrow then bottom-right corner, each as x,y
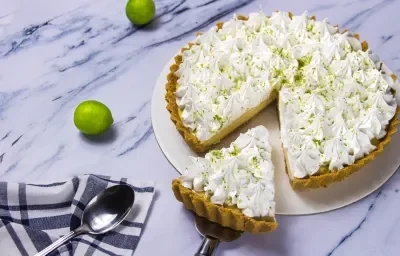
151,56 -> 400,215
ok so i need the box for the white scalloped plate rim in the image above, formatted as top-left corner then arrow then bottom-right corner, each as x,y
151,54 -> 400,215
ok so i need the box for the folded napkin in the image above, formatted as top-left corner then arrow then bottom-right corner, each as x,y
0,174 -> 155,256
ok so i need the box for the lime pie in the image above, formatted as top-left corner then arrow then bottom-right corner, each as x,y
172,126 -> 277,233
166,10 -> 399,190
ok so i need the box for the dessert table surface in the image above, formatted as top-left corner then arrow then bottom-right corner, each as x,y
1,0 -> 400,255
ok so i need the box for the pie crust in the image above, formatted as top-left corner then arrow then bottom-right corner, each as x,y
172,179 -> 278,234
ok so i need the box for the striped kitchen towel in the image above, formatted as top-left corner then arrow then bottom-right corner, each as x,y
0,174 -> 155,256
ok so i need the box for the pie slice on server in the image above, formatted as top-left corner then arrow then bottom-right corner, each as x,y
172,126 -> 277,233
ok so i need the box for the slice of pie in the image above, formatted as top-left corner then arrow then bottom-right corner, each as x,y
172,126 -> 277,233
166,10 -> 400,189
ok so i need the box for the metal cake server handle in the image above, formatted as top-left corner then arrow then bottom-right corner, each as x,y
195,236 -> 220,256
194,215 -> 242,256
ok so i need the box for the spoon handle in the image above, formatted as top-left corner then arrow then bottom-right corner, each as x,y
194,236 -> 220,256
35,229 -> 81,256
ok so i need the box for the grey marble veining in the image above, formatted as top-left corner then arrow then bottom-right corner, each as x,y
1,0 -> 400,255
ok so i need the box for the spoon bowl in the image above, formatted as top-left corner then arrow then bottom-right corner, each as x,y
35,184 -> 135,256
82,185 -> 135,234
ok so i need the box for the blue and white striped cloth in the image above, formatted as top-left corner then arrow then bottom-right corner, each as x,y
0,174 -> 155,256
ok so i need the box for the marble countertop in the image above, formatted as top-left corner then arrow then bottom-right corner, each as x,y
1,0 -> 400,255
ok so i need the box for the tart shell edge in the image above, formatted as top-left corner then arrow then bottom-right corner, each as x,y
172,179 -> 278,234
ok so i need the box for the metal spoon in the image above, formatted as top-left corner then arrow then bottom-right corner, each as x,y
194,215 -> 242,256
35,184 -> 135,256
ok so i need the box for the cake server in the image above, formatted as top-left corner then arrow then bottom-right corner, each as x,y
194,215 -> 242,256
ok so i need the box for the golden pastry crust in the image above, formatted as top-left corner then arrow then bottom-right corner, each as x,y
172,179 -> 278,234
165,53 -> 208,152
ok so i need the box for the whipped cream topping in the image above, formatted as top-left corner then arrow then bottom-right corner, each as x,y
274,11 -> 397,178
179,126 -> 275,218
176,10 -> 398,178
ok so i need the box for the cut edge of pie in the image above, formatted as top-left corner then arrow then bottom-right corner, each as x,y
172,179 -> 278,234
165,13 -> 400,190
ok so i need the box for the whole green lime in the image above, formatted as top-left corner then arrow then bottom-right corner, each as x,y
126,0 -> 155,26
74,100 -> 114,135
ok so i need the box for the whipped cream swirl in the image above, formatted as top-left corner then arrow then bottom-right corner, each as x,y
179,126 -> 275,218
